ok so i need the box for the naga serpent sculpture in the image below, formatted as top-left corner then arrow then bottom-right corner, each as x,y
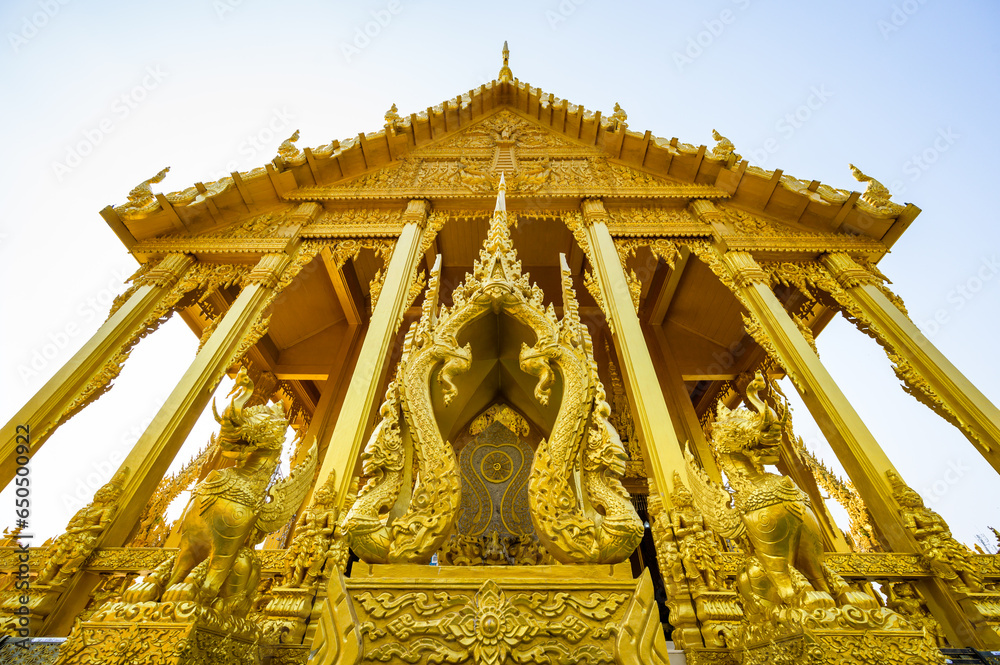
342,256 -> 468,564
522,256 -> 642,564
343,177 -> 642,566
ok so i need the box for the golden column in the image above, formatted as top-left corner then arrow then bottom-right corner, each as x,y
823,252 -> 1000,475
689,200 -> 998,648
573,199 -> 708,649
313,199 -> 432,514
42,240 -> 311,634
572,200 -> 690,496
0,253 -> 194,491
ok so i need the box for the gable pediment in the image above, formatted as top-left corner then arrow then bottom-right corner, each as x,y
289,110 -> 724,201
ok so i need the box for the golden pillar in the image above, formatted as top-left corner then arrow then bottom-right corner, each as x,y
646,326 -> 723,485
313,199 -> 432,514
573,200 -> 708,649
687,202 -> 997,647
0,253 -> 193,491
576,199 -> 690,497
823,252 -> 1000,476
41,246 -> 305,634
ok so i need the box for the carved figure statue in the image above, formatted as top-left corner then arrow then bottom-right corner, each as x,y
483,532 -> 508,565
126,166 -> 170,205
506,534 -> 550,566
849,163 -> 894,208
609,102 -> 628,131
384,103 -> 401,131
277,129 -> 301,161
888,470 -> 983,593
684,372 -> 937,656
882,582 -> 947,647
122,368 -> 316,618
438,534 -> 484,566
35,468 -> 129,587
282,471 -> 344,589
669,473 -> 720,591
711,129 -> 741,163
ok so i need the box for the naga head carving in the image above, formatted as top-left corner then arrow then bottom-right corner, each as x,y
361,381 -> 405,475
583,384 -> 629,477
435,341 -> 473,406
212,367 -> 289,458
712,371 -> 787,469
518,340 -> 558,406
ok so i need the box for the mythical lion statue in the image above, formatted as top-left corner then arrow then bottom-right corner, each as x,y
120,368 -> 316,623
684,372 -> 941,661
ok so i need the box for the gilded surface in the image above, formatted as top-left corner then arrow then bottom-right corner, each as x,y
339,564 -> 656,665
343,177 -> 642,566
456,420 -> 533,540
684,372 -> 944,663
888,470 -> 984,594
55,369 -> 317,664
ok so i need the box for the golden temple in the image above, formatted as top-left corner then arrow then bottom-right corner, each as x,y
2,43 -> 1000,665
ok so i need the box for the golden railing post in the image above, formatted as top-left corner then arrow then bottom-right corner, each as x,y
823,252 -> 1000,476
40,247 -> 302,635
313,199 -> 432,516
1,253 -> 193,491
686,201 -> 997,647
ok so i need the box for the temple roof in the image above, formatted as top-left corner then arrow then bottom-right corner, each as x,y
101,45 -> 919,252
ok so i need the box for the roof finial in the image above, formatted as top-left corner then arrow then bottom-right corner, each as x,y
485,173 -> 512,254
498,41 -> 513,82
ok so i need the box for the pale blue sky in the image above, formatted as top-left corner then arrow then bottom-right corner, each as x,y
1,0 -> 998,547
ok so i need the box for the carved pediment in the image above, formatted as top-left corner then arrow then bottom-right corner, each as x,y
316,153 -> 712,199
423,109 -> 581,154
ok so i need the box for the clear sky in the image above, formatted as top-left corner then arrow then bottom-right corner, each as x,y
1,0 -> 998,549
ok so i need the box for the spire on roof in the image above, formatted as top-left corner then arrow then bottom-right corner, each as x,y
498,41 -> 513,82
485,173 -> 512,254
